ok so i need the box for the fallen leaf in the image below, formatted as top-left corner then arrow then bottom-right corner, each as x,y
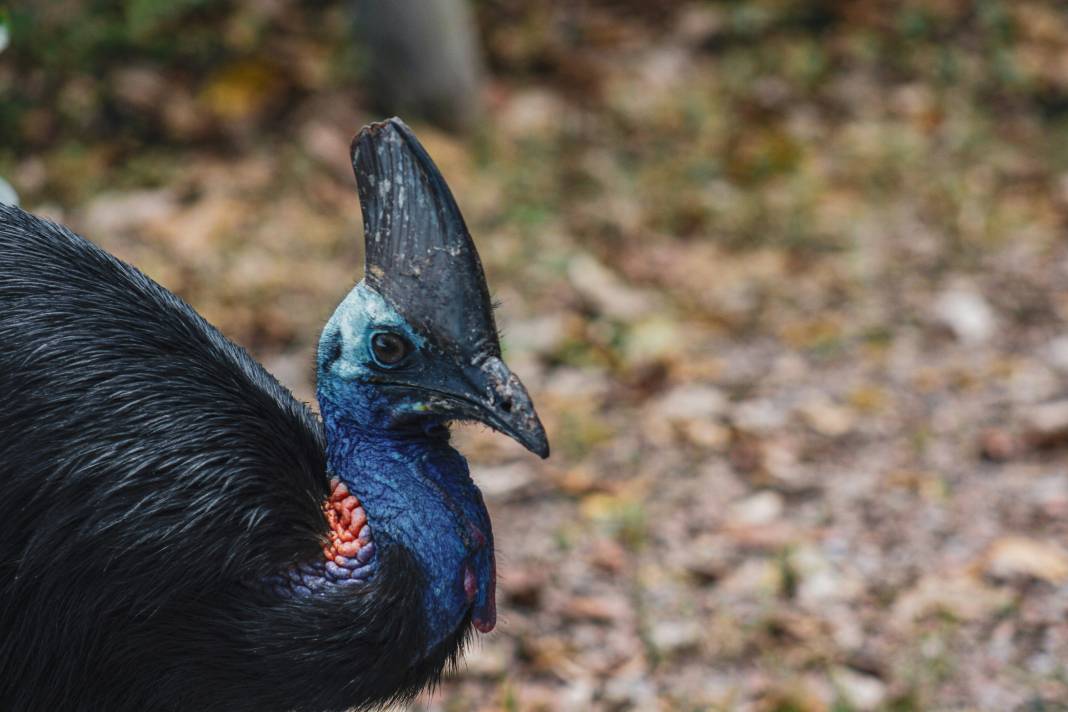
983,536 -> 1068,584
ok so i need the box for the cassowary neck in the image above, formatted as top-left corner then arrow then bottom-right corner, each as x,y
317,387 -> 496,650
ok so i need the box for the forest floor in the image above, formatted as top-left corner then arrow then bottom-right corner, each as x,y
8,2 -> 1068,710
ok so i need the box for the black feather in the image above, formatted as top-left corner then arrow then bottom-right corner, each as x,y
0,205 -> 464,711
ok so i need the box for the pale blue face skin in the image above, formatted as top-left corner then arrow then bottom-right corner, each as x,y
315,281 -> 496,650
317,282 -> 430,423
319,282 -> 425,379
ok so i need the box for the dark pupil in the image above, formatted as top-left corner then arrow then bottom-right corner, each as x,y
372,333 -> 408,365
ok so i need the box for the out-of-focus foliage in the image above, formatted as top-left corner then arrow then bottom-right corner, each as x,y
3,0 -> 359,152
6,1 -> 1068,710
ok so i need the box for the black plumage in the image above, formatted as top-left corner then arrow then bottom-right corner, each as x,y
0,204 -> 465,710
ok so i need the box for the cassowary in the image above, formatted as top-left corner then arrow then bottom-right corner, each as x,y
0,118 -> 548,711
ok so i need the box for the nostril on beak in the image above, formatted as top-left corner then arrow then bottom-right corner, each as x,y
500,397 -> 513,414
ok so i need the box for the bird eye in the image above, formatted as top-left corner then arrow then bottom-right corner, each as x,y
370,332 -> 410,367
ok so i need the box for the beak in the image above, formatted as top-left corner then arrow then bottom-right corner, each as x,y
462,356 -> 549,459
410,355 -> 549,459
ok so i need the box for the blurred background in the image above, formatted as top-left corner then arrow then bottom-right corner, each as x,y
4,1 -> 1068,709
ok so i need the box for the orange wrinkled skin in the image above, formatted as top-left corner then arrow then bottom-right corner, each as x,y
323,478 -> 369,563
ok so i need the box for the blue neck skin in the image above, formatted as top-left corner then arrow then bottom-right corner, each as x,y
316,377 -> 495,653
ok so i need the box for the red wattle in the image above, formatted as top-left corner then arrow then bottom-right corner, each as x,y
472,550 -> 496,633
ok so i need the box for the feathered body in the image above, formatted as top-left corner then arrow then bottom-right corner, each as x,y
0,120 -> 547,711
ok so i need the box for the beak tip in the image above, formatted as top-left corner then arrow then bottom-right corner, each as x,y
524,425 -> 550,459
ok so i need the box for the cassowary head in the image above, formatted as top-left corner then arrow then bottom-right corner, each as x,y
317,118 -> 548,458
